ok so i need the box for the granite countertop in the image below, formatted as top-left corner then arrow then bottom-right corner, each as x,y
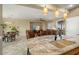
28,35 -> 79,55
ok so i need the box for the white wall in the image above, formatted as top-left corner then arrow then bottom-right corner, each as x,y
3,18 -> 57,37
0,4 -> 2,55
66,16 -> 79,36
3,19 -> 30,36
3,19 -> 49,36
0,5 -> 2,36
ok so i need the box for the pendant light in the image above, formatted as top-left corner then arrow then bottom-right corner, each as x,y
55,8 -> 59,17
43,5 -> 48,15
64,9 -> 69,20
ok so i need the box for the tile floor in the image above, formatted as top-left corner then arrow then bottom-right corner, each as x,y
3,36 -> 27,55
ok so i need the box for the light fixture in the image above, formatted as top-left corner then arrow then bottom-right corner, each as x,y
43,5 -> 48,15
63,9 -> 69,20
55,8 -> 59,17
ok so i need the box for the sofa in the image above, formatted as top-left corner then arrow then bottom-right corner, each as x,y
26,29 -> 57,39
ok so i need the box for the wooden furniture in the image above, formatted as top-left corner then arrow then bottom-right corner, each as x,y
2,32 -> 16,42
26,29 -> 56,39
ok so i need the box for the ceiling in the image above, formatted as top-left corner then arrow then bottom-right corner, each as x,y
3,4 -> 79,21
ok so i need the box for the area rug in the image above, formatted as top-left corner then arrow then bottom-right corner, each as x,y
50,39 -> 76,48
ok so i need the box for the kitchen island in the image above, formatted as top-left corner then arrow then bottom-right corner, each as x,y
27,35 -> 79,55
